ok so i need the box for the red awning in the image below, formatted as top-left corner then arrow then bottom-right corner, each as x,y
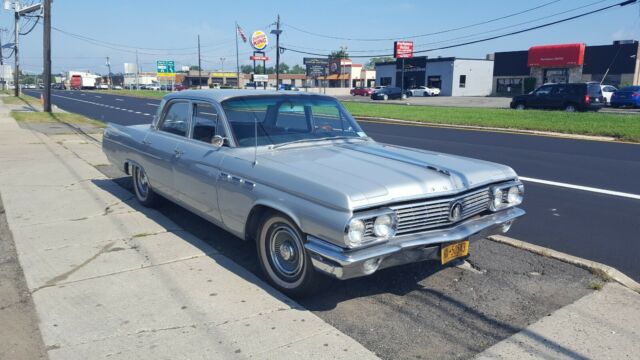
527,43 -> 585,68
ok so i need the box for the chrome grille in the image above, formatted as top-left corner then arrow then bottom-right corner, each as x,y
390,188 -> 490,235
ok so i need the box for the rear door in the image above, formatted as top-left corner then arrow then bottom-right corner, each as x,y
142,100 -> 191,199
587,83 -> 604,105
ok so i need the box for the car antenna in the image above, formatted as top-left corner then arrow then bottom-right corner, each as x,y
253,108 -> 258,167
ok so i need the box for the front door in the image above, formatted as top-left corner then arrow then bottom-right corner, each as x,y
142,100 -> 191,199
529,84 -> 554,109
173,101 -> 228,223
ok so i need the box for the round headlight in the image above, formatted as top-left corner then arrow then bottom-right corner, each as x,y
373,214 -> 394,238
492,188 -> 504,209
507,186 -> 522,204
347,219 -> 366,247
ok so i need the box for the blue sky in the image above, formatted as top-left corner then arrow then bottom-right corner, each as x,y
1,0 -> 639,74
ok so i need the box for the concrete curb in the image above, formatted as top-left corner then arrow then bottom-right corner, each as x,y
353,115 -> 624,143
488,235 -> 640,294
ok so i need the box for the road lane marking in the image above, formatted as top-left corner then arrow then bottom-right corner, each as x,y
135,111 -> 141,114
143,113 -> 151,116
520,177 -> 640,200
115,98 -> 123,101
146,103 -> 159,106
95,95 -> 101,98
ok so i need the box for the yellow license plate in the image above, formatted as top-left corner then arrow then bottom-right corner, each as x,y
441,240 -> 469,265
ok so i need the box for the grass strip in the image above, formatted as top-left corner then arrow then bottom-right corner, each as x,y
11,111 -> 106,128
343,102 -> 640,143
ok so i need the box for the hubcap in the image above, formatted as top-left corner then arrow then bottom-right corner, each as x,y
269,225 -> 303,280
135,167 -> 148,198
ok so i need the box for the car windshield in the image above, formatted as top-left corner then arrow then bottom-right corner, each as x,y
221,95 -> 367,147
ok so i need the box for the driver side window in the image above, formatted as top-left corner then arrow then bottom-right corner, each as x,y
534,85 -> 553,96
192,102 -> 225,144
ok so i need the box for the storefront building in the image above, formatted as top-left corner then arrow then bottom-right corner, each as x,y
375,56 -> 494,96
492,40 -> 640,96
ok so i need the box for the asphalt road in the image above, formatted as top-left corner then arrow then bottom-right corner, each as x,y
23,89 -> 640,281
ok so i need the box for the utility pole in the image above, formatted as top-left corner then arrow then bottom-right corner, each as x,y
0,27 -> 7,91
105,56 -> 112,88
135,48 -> 139,90
197,34 -> 202,89
270,15 -> 282,90
43,0 -> 51,111
13,2 -> 19,96
220,57 -> 225,72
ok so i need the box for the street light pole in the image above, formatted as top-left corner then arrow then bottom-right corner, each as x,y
197,34 -> 202,89
220,57 -> 225,72
13,3 -> 19,96
105,56 -> 112,88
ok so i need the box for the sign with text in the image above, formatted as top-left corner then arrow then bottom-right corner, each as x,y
250,55 -> 270,61
394,41 -> 414,59
304,57 -> 329,77
156,60 -> 175,77
251,30 -> 268,51
252,74 -> 268,82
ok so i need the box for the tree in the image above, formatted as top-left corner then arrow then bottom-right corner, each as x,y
330,46 -> 349,59
366,56 -> 394,69
189,65 -> 201,71
290,64 -> 305,74
240,65 -> 253,74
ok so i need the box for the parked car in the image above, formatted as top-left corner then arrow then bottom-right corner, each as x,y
174,84 -> 189,91
102,90 -> 525,295
278,84 -> 299,91
147,84 -> 161,91
407,86 -> 440,97
371,87 -> 405,100
510,82 -> 604,112
96,84 -> 109,90
350,87 -> 373,96
610,86 -> 640,108
600,85 -> 617,105
113,85 -> 123,90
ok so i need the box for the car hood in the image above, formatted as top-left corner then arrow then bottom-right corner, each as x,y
257,141 -> 517,210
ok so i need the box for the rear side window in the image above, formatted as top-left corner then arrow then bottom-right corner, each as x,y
159,101 -> 189,137
587,83 -> 602,97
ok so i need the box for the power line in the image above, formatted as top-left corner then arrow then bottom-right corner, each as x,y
281,0 -> 638,58
283,0 -> 564,42
281,0 -> 609,54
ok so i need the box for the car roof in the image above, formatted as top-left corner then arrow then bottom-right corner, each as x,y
163,89 -> 331,103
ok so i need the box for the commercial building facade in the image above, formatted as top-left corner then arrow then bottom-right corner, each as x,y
375,56 -> 494,96
492,40 -> 640,96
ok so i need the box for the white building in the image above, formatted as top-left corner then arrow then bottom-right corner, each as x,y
375,56 -> 494,96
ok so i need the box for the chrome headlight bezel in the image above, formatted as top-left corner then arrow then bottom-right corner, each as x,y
344,208 -> 397,249
490,181 -> 524,211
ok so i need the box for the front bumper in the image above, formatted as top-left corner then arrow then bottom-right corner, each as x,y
305,207 -> 525,280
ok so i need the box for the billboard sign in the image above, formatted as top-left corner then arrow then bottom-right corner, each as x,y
304,57 -> 329,77
394,41 -> 414,59
156,60 -> 175,77
251,30 -> 268,51
124,63 -> 138,75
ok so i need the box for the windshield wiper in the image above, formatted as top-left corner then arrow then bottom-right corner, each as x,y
271,136 -> 368,149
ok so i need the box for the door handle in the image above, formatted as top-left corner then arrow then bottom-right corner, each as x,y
174,149 -> 184,157
141,140 -> 151,145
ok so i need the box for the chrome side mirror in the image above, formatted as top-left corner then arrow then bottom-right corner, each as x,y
211,135 -> 225,148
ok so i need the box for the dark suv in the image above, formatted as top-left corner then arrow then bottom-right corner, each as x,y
510,82 -> 604,112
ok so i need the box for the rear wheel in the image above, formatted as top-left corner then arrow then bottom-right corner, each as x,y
256,213 -> 318,296
515,103 -> 526,110
383,94 -> 388,101
132,164 -> 160,207
564,103 -> 577,112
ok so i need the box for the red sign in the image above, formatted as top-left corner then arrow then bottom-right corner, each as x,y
394,41 -> 414,59
250,55 -> 269,61
527,43 -> 585,68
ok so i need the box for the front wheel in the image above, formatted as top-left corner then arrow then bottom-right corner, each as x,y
383,94 -> 388,101
257,213 -> 318,296
564,104 -> 577,112
515,103 -> 526,110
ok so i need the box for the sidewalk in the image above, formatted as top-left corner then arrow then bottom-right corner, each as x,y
0,102 -> 378,359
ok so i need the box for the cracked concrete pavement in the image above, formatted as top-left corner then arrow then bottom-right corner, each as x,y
0,103 -> 379,359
